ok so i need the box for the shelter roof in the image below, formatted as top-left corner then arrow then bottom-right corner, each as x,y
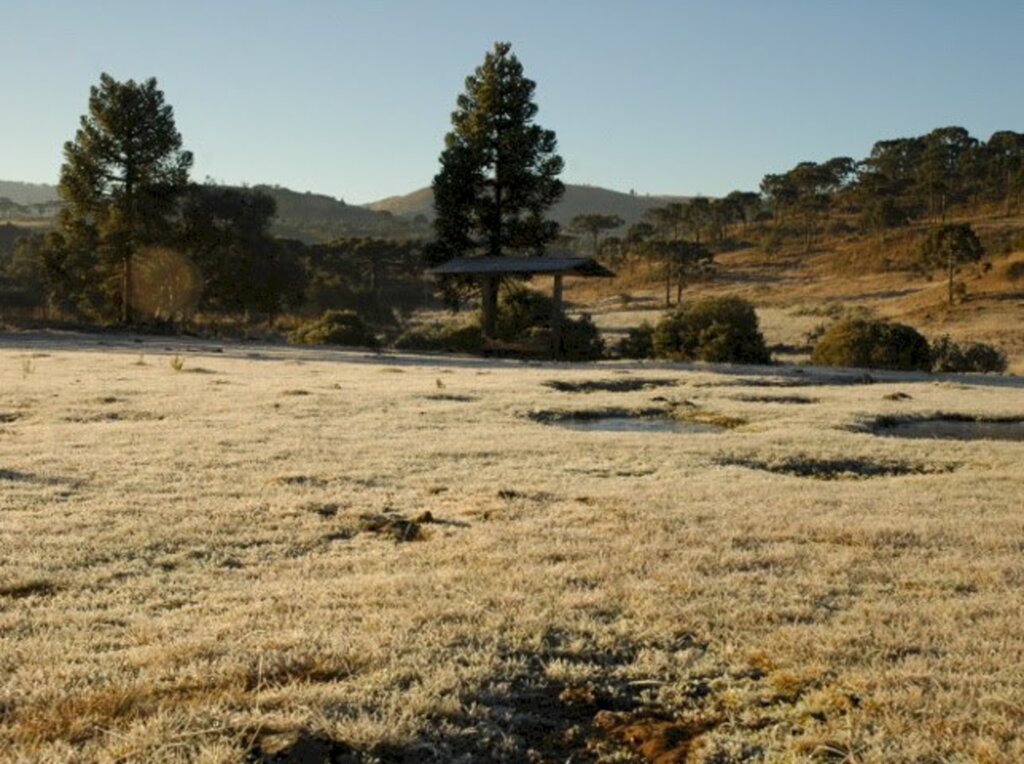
429,254 -> 614,278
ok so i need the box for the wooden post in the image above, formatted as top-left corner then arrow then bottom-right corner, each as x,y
481,275 -> 497,338
551,274 -> 563,359
121,255 -> 133,325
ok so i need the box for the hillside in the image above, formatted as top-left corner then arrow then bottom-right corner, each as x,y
247,185 -> 428,242
0,180 -> 60,206
0,180 -> 426,243
365,183 -> 690,228
0,178 -> 693,242
565,209 -> 1024,373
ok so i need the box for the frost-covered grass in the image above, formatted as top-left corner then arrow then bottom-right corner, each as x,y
1,334 -> 1022,762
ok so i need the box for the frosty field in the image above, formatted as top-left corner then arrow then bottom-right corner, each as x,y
1,334 -> 1022,763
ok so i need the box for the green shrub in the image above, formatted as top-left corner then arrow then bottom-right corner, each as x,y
393,321 -> 484,354
652,296 -> 771,364
811,318 -> 930,371
493,286 -> 605,360
761,228 -> 784,256
930,335 -> 1007,373
393,286 -> 606,360
558,313 -> 605,361
289,310 -> 379,348
494,287 -> 554,341
618,322 -> 655,359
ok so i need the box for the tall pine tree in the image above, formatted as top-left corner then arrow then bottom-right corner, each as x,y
57,73 -> 192,323
430,42 -> 564,332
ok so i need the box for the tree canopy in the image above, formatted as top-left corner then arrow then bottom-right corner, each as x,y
568,213 -> 623,254
430,41 -> 565,263
920,223 -> 984,305
57,73 -> 193,322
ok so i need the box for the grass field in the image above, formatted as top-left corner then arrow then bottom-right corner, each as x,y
1,334 -> 1023,762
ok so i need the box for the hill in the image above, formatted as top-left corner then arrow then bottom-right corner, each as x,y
0,180 -> 60,206
247,185 -> 428,242
365,183 -> 690,229
0,180 -> 426,243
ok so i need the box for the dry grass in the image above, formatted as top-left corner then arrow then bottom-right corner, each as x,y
1,334 -> 1023,762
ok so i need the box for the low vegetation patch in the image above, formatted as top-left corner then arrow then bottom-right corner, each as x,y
0,578 -> 60,599
496,287 -> 605,361
289,310 -> 379,348
616,322 -> 654,359
543,377 -> 679,393
729,393 -> 817,404
929,335 -> 1008,373
422,393 -> 477,402
718,455 -> 956,480
394,320 -> 484,354
673,408 -> 746,429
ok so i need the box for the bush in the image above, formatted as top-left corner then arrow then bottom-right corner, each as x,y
618,321 -> 655,359
289,310 -> 379,348
761,228 -> 785,256
494,287 -> 554,341
811,318 -> 930,371
652,295 -> 771,364
558,313 -> 605,361
393,321 -> 484,354
1004,259 -> 1024,282
930,335 -> 1007,373
393,287 -> 604,360
494,286 -> 605,360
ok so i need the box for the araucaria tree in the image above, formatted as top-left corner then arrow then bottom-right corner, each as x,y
57,73 -> 192,323
920,222 -> 984,305
430,42 -> 565,334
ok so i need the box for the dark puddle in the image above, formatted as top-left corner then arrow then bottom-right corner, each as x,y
531,408 -> 725,434
718,456 -> 956,480
872,414 -> 1024,442
544,377 -> 679,393
559,417 -> 723,434
422,393 -> 477,402
729,394 -> 817,404
695,372 -> 876,389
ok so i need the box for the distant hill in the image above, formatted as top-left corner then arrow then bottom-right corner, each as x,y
0,178 -> 689,242
0,180 -> 425,243
365,183 -> 691,229
0,180 -> 60,206
248,185 -> 427,242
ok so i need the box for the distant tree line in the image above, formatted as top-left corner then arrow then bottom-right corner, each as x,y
759,126 -> 1024,246
0,74 -> 432,328
560,126 -> 1022,306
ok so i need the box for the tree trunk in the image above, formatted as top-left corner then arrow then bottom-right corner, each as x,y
664,263 -> 672,308
948,251 -> 955,306
481,276 -> 498,338
550,275 -> 563,359
121,255 -> 133,324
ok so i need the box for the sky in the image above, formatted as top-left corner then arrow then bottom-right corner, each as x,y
2,1 -> 1024,204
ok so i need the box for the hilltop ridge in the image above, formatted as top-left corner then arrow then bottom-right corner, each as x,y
365,183 -> 691,228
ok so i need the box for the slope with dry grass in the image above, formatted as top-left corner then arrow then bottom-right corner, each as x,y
569,210 -> 1024,373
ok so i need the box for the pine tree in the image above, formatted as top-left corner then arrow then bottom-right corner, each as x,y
430,43 -> 564,332
57,73 -> 192,323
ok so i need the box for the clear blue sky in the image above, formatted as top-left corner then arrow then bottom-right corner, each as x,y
3,1 -> 1023,204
